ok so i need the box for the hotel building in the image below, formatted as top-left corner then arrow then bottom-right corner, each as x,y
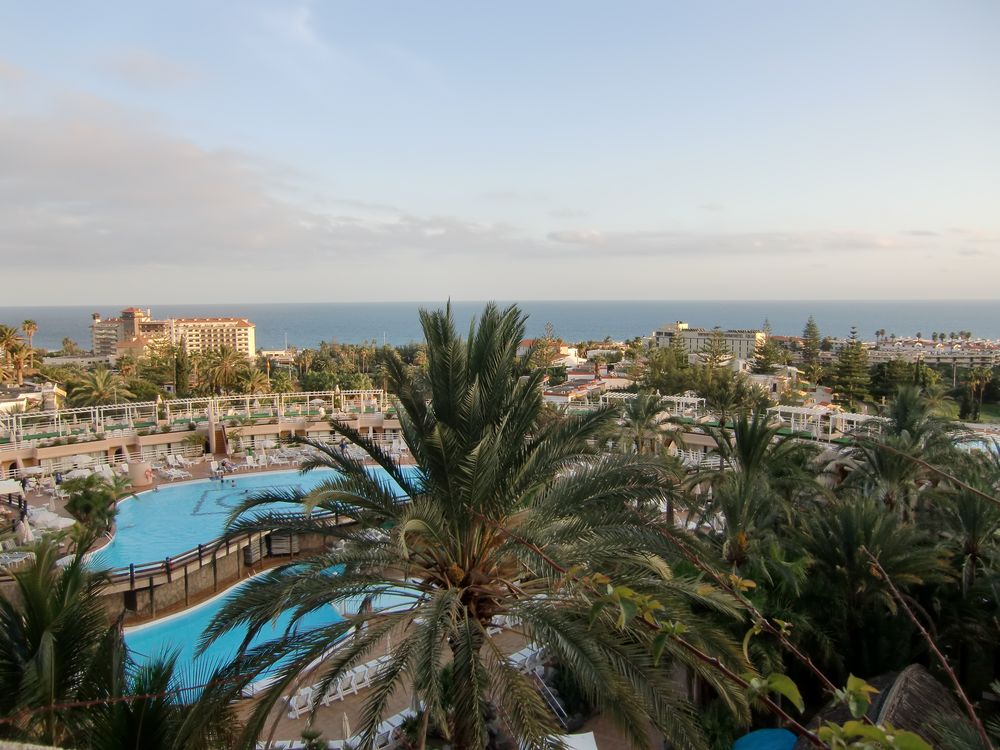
91,307 -> 256,360
652,321 -> 764,360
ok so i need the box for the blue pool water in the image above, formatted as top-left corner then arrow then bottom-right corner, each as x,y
125,576 -> 344,689
90,467 -> 415,569
125,575 -> 415,690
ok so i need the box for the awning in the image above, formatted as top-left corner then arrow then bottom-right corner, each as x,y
0,479 -> 24,496
557,733 -> 598,750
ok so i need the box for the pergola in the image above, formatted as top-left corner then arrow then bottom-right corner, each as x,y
767,405 -> 881,441
599,392 -> 706,416
0,389 -> 389,451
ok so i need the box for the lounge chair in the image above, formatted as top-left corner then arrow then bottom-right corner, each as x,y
319,677 -> 345,705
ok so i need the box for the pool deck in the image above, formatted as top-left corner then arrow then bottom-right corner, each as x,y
15,459 -> 659,748
22,451 -> 414,527
250,625 -> 660,749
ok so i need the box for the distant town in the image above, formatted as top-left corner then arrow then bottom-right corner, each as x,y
1,305 -> 999,428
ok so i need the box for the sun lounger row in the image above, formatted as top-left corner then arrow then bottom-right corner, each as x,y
258,709 -> 416,749
285,655 -> 393,719
509,645 -> 547,673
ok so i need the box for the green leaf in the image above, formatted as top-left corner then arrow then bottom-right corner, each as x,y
742,624 -> 761,663
651,632 -> 668,665
588,600 -> 606,628
890,730 -> 934,750
616,598 -> 638,629
847,694 -> 870,719
765,673 -> 804,713
846,673 -> 879,696
842,720 -> 885,740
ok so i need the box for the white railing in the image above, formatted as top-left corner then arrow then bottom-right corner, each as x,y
1,390 -> 391,453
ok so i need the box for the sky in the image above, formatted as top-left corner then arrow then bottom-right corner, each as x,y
1,1 -> 998,304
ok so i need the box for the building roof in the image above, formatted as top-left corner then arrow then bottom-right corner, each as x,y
792,665 -> 963,749
174,317 -> 254,327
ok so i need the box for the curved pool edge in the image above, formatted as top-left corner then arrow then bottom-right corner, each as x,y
86,467 -> 313,569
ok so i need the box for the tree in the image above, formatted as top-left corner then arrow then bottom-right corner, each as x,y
8,345 -> 29,385
295,349 -> 315,378
793,496 -> 946,680
642,343 -> 693,395
0,536 -> 234,749
270,369 -> 295,393
801,317 -> 821,380
750,321 -> 780,374
21,320 -> 37,368
833,327 -> 870,409
117,353 -> 139,379
207,303 -> 744,750
62,474 -> 131,532
967,366 -> 994,421
618,394 -> 668,456
869,358 -> 913,400
0,536 -> 120,746
61,337 -> 83,356
69,368 -> 135,406
699,327 -> 731,370
0,324 -> 22,365
696,369 -> 771,426
238,368 -> 270,395
204,346 -> 244,393
175,344 -> 192,397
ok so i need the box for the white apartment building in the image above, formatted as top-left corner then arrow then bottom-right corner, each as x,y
653,321 -> 765,360
91,307 -> 256,360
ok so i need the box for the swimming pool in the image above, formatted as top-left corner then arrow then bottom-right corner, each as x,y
124,574 -> 414,692
90,467 -> 415,570
125,575 -> 344,692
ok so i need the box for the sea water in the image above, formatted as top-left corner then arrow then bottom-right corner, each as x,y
4,299 -> 1000,351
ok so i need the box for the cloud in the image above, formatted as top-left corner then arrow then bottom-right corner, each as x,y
0,58 -> 27,82
100,50 -> 199,89
545,227 -> 947,258
258,2 -> 330,56
0,98 -> 548,282
547,208 -> 590,219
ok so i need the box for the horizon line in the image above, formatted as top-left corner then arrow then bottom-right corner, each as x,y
3,298 -> 1000,310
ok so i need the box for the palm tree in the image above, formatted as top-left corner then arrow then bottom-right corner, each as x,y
618,393 -> 668,455
61,474 -> 132,533
702,410 -> 819,502
117,353 -> 139,379
0,536 -> 118,746
87,649 -> 238,750
204,347 -> 244,393
296,349 -> 315,378
0,324 -> 22,365
846,386 -> 966,520
237,368 -> 270,395
21,320 -> 37,368
8,344 -> 29,385
70,368 -> 135,406
793,496 -> 947,680
270,369 -> 295,393
967,366 -> 994,419
0,536 -> 234,749
205,304 -> 745,750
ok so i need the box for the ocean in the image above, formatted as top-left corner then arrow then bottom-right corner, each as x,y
2,300 -> 999,352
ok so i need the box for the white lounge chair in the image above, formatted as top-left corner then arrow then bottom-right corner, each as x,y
319,677 -> 344,705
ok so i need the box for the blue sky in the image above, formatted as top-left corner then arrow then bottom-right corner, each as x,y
1,1 -> 998,303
